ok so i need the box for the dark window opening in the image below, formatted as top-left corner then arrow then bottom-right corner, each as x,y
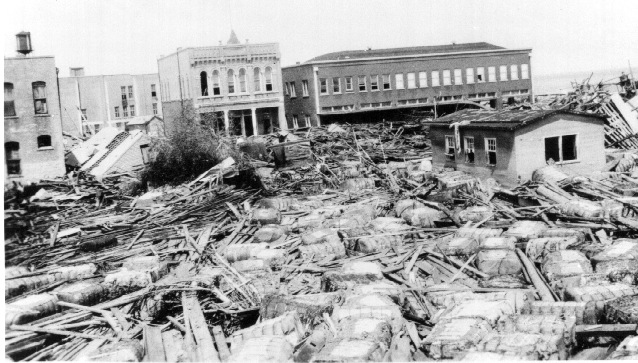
37,135 -> 52,148
485,138 -> 497,165
562,135 -> 577,161
151,84 -> 157,98
5,142 -> 20,175
212,71 -> 221,95
545,134 -> 577,163
545,136 -> 560,163
140,144 -> 150,164
265,67 -> 273,92
5,83 -> 16,116
32,81 -> 48,114
445,135 -> 455,162
200,71 -> 208,96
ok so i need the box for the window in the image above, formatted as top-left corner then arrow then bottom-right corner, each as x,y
545,134 -> 577,163
5,142 -> 20,175
5,83 -> 16,116
227,69 -> 235,94
521,64 -> 529,79
485,138 -> 497,165
121,86 -> 127,100
200,71 -> 208,96
466,68 -> 474,84
382,74 -> 391,90
292,114 -> 299,128
128,86 -> 133,99
510,65 -> 519,80
265,67 -> 273,91
290,82 -> 297,97
32,82 -> 48,114
454,69 -> 462,85
395,74 -> 404,89
370,75 -> 379,91
304,115 -> 311,127
301,79 -> 309,97
358,76 -> 367,92
405,73 -> 415,89
129,105 -> 135,117
212,71 -> 221,95
464,137 -> 475,163
431,71 -> 440,87
140,144 -> 150,164
81,109 -> 87,120
476,67 -> 485,83
152,103 -> 158,115
37,135 -> 52,149
418,72 -> 427,88
151,84 -> 157,98
488,67 -> 496,82
94,124 -> 101,133
238,68 -> 247,93
499,65 -> 508,81
253,68 -> 262,92
332,78 -> 340,94
320,78 -> 328,94
445,135 -> 455,161
443,70 -> 451,86
345,76 -> 353,92
123,105 -> 129,117
114,106 -> 120,118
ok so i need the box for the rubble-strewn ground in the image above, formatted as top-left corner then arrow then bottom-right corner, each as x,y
5,83 -> 638,361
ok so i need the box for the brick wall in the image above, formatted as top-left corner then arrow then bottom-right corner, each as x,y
4,56 -> 66,184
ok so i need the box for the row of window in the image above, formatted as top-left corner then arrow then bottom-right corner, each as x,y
288,114 -> 314,129
4,82 -> 48,116
5,138 -> 53,175
199,67 -> 274,97
285,64 -> 529,98
444,133 -> 578,166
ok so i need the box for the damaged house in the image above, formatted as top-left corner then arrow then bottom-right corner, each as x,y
429,109 -> 607,186
67,127 -> 151,180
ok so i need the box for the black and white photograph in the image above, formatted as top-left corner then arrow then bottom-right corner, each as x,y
3,0 -> 638,361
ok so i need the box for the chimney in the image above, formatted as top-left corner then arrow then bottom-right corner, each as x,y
296,61 -> 301,65
16,32 -> 33,56
70,67 -> 85,77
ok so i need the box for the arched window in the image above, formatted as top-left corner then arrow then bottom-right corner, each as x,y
238,68 -> 247,93
212,71 -> 221,95
265,67 -> 273,92
253,68 -> 261,92
227,69 -> 235,94
37,135 -> 52,149
5,142 -> 20,175
5,83 -> 16,116
32,81 -> 48,114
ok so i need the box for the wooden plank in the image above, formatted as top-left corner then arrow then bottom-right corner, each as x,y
183,292 -> 220,362
211,325 -> 231,362
143,325 -> 167,362
515,248 -> 555,302
162,329 -> 186,363
49,221 -> 60,247
575,324 -> 637,336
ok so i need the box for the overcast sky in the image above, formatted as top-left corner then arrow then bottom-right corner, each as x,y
4,0 -> 638,78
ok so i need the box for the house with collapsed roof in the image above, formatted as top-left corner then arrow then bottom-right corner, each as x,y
67,127 -> 150,180
429,109 -> 607,186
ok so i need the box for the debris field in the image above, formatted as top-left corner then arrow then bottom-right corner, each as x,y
5,104 -> 638,360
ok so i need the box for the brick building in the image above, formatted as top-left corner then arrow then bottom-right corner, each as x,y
157,31 -> 285,136
282,42 -> 533,127
59,69 -> 162,137
4,33 -> 66,183
429,109 -> 606,186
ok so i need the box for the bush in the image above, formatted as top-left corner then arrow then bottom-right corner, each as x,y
141,113 -> 239,186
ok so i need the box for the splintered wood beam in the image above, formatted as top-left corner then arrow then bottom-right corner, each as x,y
575,324 -> 637,336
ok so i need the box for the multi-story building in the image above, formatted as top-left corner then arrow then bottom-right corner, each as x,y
59,69 -> 162,136
158,31 -> 285,136
4,32 -> 66,183
282,42 -> 533,126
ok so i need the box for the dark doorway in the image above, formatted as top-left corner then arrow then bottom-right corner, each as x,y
244,114 -> 254,136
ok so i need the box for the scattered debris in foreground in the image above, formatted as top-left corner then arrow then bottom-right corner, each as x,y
4,81 -> 638,361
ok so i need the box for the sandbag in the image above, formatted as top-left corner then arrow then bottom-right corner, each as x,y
422,318 -> 491,359
298,241 -> 346,261
525,237 -> 579,263
479,237 -> 516,251
251,208 -> 282,225
254,224 -> 287,243
455,227 -> 503,243
591,239 -> 638,274
542,250 -> 592,281
503,220 -> 548,242
436,237 -> 479,257
477,250 -> 523,276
